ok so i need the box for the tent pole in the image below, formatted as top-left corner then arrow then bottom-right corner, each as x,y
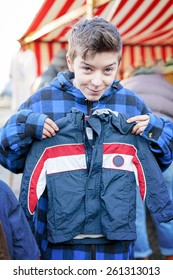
86,0 -> 94,18
106,0 -> 122,21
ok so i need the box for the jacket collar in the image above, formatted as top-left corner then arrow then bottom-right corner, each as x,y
66,108 -> 135,135
91,109 -> 135,134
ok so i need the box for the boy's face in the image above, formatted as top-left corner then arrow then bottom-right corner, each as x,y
67,51 -> 119,101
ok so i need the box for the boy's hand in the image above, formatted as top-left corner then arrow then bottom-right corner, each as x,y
42,118 -> 59,139
126,114 -> 150,135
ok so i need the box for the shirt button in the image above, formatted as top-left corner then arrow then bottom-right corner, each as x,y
148,132 -> 153,138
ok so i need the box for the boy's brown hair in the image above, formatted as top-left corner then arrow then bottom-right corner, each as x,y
67,16 -> 122,63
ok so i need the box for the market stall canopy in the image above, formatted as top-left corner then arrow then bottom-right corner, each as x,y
19,0 -> 173,77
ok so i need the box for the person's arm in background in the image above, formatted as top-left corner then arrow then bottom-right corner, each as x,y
0,179 -> 40,260
9,200 -> 40,260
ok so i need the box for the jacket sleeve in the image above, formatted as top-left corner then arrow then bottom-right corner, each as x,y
135,136 -> 173,224
19,140 -> 48,249
141,113 -> 173,171
0,109 -> 47,173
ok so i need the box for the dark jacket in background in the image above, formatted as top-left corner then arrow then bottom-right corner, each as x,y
0,179 -> 40,259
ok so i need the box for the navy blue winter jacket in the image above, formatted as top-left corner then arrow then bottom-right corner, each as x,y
20,109 -> 173,243
0,179 -> 40,259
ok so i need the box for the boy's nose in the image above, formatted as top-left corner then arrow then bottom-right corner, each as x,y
91,74 -> 102,87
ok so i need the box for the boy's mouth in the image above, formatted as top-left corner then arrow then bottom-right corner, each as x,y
87,88 -> 104,94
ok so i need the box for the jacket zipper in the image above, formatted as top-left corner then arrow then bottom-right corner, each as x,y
87,100 -> 93,116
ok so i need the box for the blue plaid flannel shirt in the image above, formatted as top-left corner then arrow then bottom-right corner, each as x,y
0,70 -> 173,259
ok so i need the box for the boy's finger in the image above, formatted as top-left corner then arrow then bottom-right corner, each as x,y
45,118 -> 59,131
127,115 -> 149,123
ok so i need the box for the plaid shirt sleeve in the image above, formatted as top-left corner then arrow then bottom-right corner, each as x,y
142,113 -> 173,170
0,109 -> 47,173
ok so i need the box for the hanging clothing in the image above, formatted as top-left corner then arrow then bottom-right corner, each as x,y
9,48 -> 37,111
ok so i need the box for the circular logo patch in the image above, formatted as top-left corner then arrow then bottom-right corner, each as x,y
113,155 -> 124,167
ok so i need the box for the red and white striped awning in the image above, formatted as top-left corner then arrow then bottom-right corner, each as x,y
19,0 -> 173,78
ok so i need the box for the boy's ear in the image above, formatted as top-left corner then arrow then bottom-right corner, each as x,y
66,54 -> 74,71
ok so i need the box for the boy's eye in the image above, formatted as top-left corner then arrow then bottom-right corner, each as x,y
105,67 -> 113,72
83,66 -> 91,71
